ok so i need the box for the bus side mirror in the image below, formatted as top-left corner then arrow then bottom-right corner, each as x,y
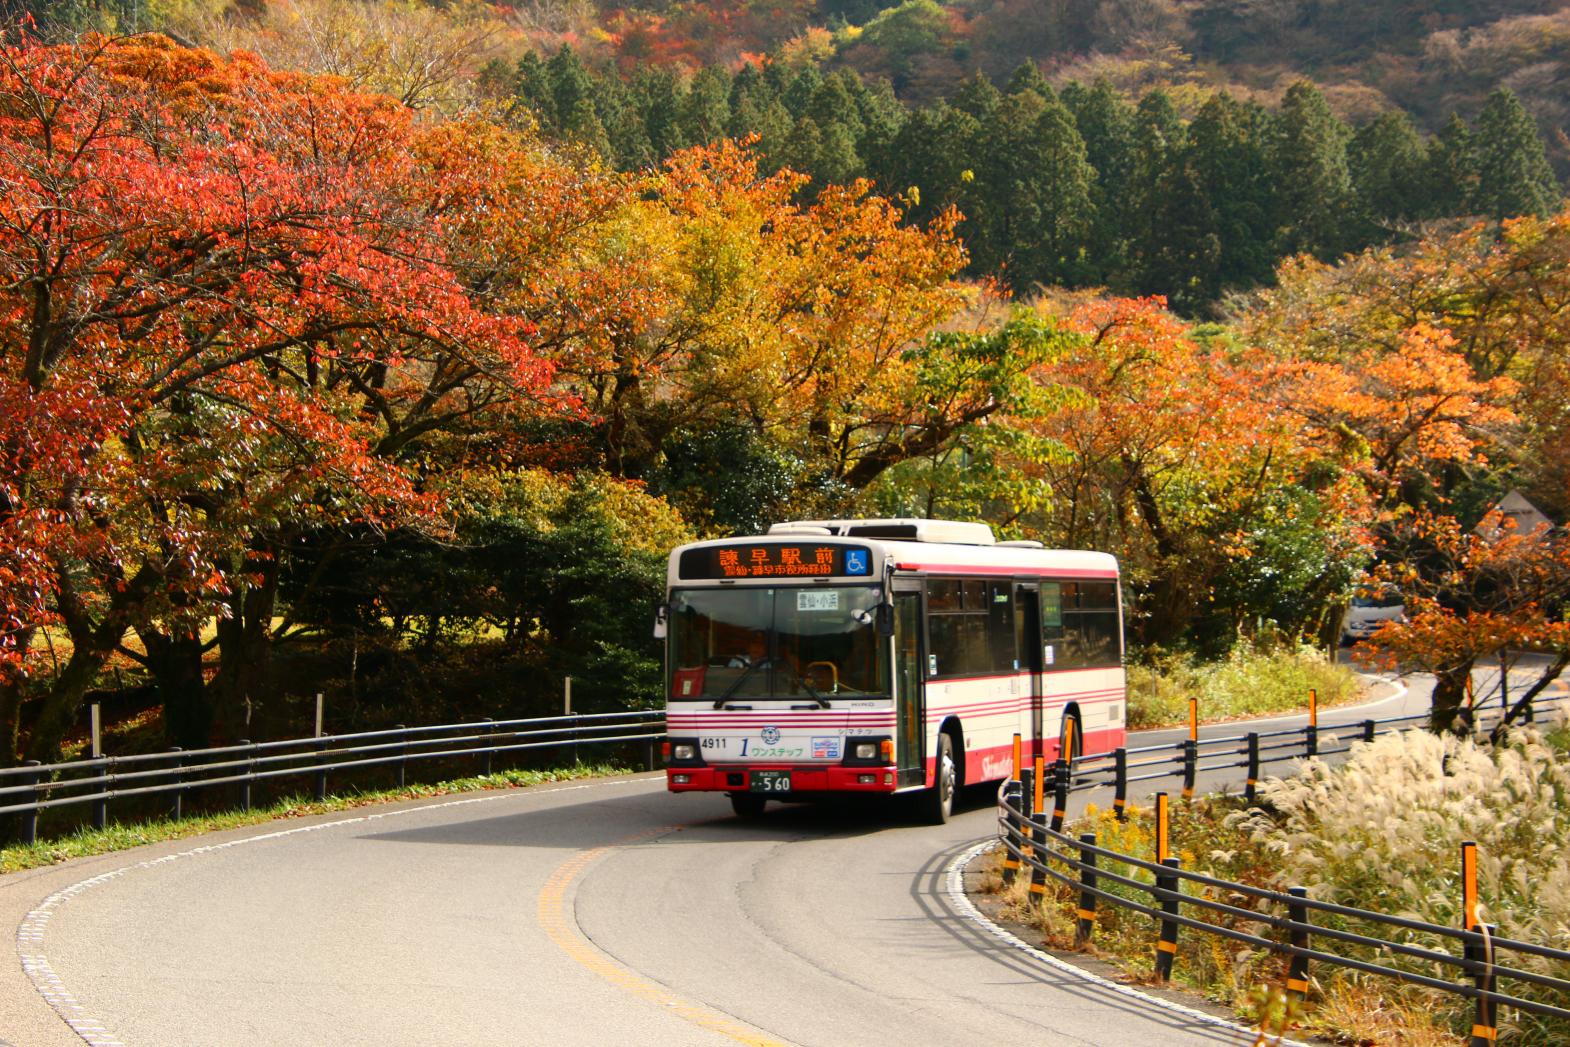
653,603 -> 669,640
876,602 -> 894,638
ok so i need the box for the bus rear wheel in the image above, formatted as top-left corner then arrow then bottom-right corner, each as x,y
920,735 -> 956,825
729,792 -> 767,818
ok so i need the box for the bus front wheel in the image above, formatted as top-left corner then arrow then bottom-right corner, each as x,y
730,792 -> 767,818
921,735 -> 956,825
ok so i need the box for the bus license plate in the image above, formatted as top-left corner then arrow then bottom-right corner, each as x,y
750,770 -> 791,793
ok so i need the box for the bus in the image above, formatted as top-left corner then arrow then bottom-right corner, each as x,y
657,518 -> 1126,821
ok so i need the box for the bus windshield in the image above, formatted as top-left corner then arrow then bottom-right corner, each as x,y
668,586 -> 887,701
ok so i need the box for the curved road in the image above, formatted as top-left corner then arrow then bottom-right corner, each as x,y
0,671 -> 1525,1047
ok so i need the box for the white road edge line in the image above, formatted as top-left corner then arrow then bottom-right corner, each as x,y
945,840 -> 1316,1047
15,777 -> 650,1047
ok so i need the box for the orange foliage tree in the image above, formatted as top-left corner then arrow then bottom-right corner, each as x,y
1364,512 -> 1570,734
1001,296 -> 1371,647
0,35 -> 560,759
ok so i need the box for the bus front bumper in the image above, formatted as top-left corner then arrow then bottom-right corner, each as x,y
666,766 -> 899,793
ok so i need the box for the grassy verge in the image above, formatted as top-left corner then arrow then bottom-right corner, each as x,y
980,723 -> 1570,1045
1126,645 -> 1361,729
1,763 -> 631,875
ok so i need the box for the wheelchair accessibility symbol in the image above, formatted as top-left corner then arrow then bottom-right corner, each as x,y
845,550 -> 869,575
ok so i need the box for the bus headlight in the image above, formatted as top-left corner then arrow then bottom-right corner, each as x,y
854,742 -> 878,760
672,743 -> 697,761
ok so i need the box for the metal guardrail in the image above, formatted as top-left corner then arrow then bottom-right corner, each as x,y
995,693 -> 1570,1044
1,710 -> 666,845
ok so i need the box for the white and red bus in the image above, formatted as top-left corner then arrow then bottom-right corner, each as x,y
658,519 -> 1125,821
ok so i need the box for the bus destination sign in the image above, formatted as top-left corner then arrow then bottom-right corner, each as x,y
679,543 -> 873,580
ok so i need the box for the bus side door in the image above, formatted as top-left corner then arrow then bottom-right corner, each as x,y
893,586 -> 926,788
1014,582 -> 1044,759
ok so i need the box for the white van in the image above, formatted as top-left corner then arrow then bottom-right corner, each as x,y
1339,592 -> 1405,645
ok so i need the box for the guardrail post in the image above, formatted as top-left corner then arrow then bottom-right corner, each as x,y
168,747 -> 184,821
1154,856 -> 1181,982
1020,764 -> 1036,824
1181,739 -> 1197,801
1362,719 -> 1376,744
1306,688 -> 1319,757
1467,924 -> 1498,1047
481,718 -> 495,777
314,738 -> 328,801
20,760 -> 42,845
92,757 -> 108,830
1245,733 -> 1260,803
396,725 -> 408,789
643,733 -> 657,772
1286,886 -> 1310,1001
1001,776 -> 1022,887
1076,832 -> 1098,945
1051,758 -> 1069,833
239,740 -> 253,811
1029,811 -> 1048,900
1112,747 -> 1128,821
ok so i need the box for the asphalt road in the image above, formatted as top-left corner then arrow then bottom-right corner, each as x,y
2,670 -> 1549,1047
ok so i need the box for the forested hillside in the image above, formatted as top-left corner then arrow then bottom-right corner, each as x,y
19,0 -> 1564,310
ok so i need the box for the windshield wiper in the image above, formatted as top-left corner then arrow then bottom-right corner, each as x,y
784,666 -> 830,709
714,660 -> 762,709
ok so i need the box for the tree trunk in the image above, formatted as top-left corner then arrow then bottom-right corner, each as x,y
1429,661 -> 1475,735
24,641 -> 113,762
140,628 -> 211,750
210,560 -> 279,741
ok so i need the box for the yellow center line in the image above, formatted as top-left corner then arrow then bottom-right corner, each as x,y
537,825 -> 788,1047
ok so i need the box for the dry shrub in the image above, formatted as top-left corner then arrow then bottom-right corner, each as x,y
1236,723 -> 1570,1043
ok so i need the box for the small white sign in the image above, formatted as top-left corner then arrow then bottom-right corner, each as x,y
1043,644 -> 1055,666
798,590 -> 841,611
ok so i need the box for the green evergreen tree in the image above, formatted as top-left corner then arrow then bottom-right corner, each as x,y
969,89 -> 1048,278
1271,81 -> 1353,259
951,71 -> 1001,121
1063,79 -> 1136,284
681,67 -> 733,147
1022,96 -> 1096,286
1005,61 -> 1052,101
543,47 -> 611,159
510,52 -> 556,129
1187,93 -> 1278,292
1348,110 -> 1427,231
1139,156 -> 1222,309
1425,113 -> 1479,218
868,103 -> 980,226
1472,89 -> 1559,219
635,69 -> 689,159
1125,88 -> 1186,293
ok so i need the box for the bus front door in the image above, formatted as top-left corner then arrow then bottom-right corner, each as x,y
893,588 -> 926,788
1015,583 -> 1044,759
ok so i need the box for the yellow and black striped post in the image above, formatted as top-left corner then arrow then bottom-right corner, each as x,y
1152,793 -> 1177,979
1154,855 -> 1181,982
1033,755 -> 1046,829
1244,732 -> 1260,803
1306,688 -> 1319,757
1285,886 -> 1311,1001
1051,722 -> 1071,833
1112,747 -> 1128,821
1462,840 -> 1479,932
1180,738 -> 1197,801
1002,734 -> 1023,885
1075,832 -> 1098,945
1155,791 -> 1170,865
1028,808 -> 1049,899
1462,841 -> 1498,1047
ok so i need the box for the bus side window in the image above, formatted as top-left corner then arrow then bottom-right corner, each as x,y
1040,582 -> 1065,667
